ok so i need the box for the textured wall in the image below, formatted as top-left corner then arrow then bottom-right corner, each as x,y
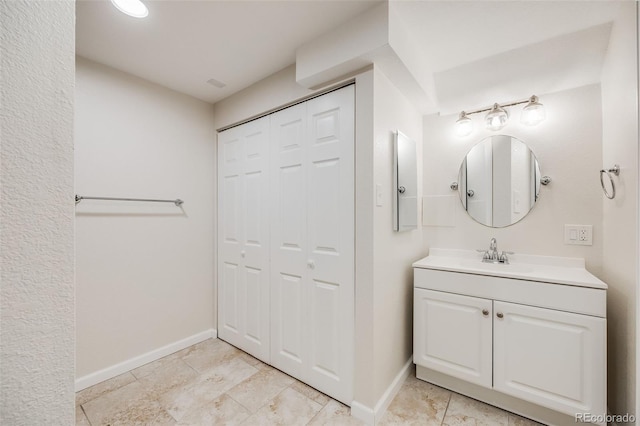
75,58 -> 216,378
0,1 -> 76,424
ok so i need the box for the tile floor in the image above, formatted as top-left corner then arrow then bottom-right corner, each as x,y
76,338 -> 543,425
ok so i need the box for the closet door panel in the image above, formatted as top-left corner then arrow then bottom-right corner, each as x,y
278,273 -> 305,363
270,103 -> 309,379
240,118 -> 270,361
305,86 -> 354,404
221,262 -> 240,334
218,117 -> 270,361
310,279 -> 340,377
219,127 -> 244,344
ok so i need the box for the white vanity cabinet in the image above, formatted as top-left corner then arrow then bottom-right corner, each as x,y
413,249 -> 607,426
414,289 -> 492,388
493,301 -> 605,417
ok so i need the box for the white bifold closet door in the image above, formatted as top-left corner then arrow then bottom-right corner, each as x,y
270,86 -> 354,404
217,116 -> 270,362
217,85 -> 354,404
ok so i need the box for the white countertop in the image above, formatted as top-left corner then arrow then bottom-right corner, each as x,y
413,248 -> 607,289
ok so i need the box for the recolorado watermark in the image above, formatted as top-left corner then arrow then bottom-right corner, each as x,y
575,412 -> 635,423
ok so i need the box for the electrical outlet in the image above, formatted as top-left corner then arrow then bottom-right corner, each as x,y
564,225 -> 593,246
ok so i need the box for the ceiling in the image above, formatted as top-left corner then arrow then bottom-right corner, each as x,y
77,0 -> 622,111
391,1 -> 620,113
76,0 -> 382,104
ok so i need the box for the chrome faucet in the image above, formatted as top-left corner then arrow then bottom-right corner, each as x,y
479,237 -> 513,264
488,237 -> 498,261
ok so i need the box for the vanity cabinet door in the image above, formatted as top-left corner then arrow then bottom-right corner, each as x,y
493,301 -> 606,418
414,289 -> 493,388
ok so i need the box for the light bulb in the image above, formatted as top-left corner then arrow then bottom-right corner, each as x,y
111,0 -> 148,18
521,95 -> 546,126
485,103 -> 509,131
456,111 -> 473,137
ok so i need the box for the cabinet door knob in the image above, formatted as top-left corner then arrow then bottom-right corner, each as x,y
496,312 -> 504,319
241,250 -> 246,258
482,309 -> 489,316
307,260 -> 315,269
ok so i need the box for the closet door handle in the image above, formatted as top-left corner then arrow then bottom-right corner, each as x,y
307,260 -> 315,269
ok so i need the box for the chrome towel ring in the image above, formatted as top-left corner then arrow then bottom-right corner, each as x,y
599,164 -> 620,199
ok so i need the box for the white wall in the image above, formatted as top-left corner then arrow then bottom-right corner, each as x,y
601,2 -> 638,418
422,84 -> 604,275
371,68 -> 425,405
213,65 -> 315,130
0,1 -> 75,423
75,58 -> 216,379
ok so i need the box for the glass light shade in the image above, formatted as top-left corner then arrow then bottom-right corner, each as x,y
521,95 -> 546,126
456,112 -> 473,137
111,0 -> 148,18
485,103 -> 509,131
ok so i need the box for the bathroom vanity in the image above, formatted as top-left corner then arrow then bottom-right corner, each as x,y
413,248 -> 607,426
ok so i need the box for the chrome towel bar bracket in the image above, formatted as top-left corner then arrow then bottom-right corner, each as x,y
75,195 -> 184,207
600,164 -> 620,199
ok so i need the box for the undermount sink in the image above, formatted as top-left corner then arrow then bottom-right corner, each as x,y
459,260 -> 534,274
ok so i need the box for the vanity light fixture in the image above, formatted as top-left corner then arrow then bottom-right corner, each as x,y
521,95 -> 546,126
485,103 -> 509,131
455,95 -> 546,136
455,112 -> 473,136
110,0 -> 149,18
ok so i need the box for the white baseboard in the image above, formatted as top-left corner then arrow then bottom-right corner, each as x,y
351,358 -> 413,425
75,328 -> 217,391
351,401 -> 375,425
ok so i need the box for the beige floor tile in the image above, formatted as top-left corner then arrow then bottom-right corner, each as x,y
226,367 -> 296,412
237,351 -> 271,370
290,380 -> 331,407
82,380 -> 175,425
176,393 -> 251,425
76,405 -> 91,426
76,372 -> 137,406
242,387 -> 323,425
131,350 -> 187,379
307,399 -> 364,425
378,375 -> 451,426
508,414 -> 545,425
137,358 -> 199,398
181,338 -> 242,373
159,357 -> 258,421
443,392 -> 509,426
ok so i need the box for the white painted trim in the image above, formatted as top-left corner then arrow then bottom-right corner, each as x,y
350,401 -> 375,425
373,358 -> 413,422
351,358 -> 413,425
75,329 -> 217,391
636,2 -> 640,423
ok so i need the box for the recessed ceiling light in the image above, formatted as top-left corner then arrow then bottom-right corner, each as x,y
207,78 -> 227,89
110,0 -> 148,18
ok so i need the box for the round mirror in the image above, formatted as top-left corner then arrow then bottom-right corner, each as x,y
458,135 -> 541,227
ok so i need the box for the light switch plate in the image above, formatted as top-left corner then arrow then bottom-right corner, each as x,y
564,224 -> 593,246
376,184 -> 383,207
